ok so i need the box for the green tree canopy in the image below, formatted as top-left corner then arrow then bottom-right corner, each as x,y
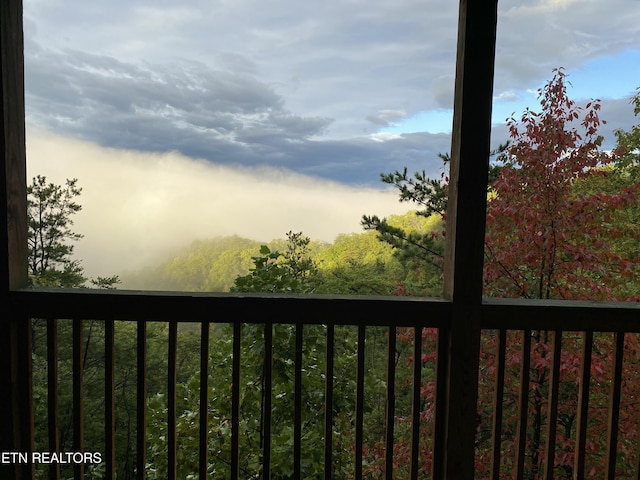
231,231 -> 318,294
27,175 -> 85,287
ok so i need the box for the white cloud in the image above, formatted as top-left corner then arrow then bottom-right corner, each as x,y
503,0 -> 585,16
26,129 -> 411,278
369,132 -> 403,142
494,91 -> 521,102
366,109 -> 407,127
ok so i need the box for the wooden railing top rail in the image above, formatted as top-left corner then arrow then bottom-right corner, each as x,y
13,287 -> 639,331
10,287 -> 452,325
483,297 -> 640,332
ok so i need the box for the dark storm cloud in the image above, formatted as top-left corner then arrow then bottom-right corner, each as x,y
24,43 -> 450,185
27,47 -> 285,118
23,0 -> 461,141
23,0 -> 640,188
259,132 -> 450,184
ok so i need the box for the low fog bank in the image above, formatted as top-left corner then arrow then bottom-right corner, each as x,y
27,129 -> 413,279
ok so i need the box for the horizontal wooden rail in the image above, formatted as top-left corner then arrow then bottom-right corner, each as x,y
14,289 -> 639,330
483,298 -> 640,332
12,288 -> 451,325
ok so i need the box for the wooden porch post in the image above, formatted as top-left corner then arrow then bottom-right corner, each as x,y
0,1 -> 33,479
441,0 -> 498,478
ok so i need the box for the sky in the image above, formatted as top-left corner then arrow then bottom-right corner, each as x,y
23,0 -> 640,279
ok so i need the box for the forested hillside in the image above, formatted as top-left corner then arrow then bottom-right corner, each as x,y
121,211 -> 443,296
122,235 -> 264,291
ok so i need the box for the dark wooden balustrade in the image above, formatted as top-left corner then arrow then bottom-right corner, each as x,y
12,291 -> 640,479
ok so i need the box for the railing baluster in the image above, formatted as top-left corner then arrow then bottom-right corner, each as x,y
385,325 -> 396,480
432,327 -> 448,480
574,330 -> 593,479
136,320 -> 147,480
324,324 -> 335,480
515,329 -> 532,479
167,321 -> 177,480
490,329 -> 507,480
410,326 -> 422,480
262,323 -> 273,479
231,323 -> 241,480
294,323 -> 303,480
636,351 -> 640,480
73,318 -> 84,480
105,319 -> 116,479
47,319 -> 61,480
605,332 -> 625,480
355,325 -> 365,480
199,320 -> 210,479
543,330 -> 562,480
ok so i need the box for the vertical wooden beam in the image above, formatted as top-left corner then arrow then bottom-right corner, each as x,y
444,3 -> 497,298
0,0 -> 27,291
442,0 -> 498,478
0,315 -> 33,480
0,2 -> 31,480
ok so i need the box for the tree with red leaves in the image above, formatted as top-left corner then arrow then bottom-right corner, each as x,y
484,68 -> 639,302
480,69 -> 639,478
481,70 -> 639,479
